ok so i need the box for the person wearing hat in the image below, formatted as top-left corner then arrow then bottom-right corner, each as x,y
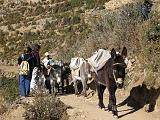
43,52 -> 49,68
42,52 -> 54,68
42,52 -> 56,78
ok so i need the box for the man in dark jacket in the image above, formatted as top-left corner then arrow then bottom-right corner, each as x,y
30,44 -> 41,91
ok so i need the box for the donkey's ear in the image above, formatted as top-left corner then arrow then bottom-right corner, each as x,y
121,47 -> 127,58
111,48 -> 116,59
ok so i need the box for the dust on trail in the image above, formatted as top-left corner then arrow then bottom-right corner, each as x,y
0,66 -> 18,74
0,66 -> 159,120
0,93 -> 160,120
104,0 -> 134,10
2,105 -> 25,120
59,94 -> 160,120
0,97 -> 34,120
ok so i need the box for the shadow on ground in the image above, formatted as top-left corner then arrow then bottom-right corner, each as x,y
117,84 -> 160,118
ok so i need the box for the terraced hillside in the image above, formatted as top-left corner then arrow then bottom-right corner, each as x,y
0,0 -> 111,65
0,0 -> 160,118
0,0 -> 160,84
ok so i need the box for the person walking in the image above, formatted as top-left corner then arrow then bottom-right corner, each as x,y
18,46 -> 34,97
30,44 -> 41,91
42,52 -> 55,68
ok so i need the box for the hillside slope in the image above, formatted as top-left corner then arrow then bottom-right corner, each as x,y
0,0 -> 160,114
0,0 -> 109,65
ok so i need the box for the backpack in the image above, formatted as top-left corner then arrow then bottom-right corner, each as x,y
19,54 -> 30,75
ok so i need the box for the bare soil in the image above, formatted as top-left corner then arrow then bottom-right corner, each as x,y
1,92 -> 159,120
59,93 -> 160,120
0,65 -> 159,120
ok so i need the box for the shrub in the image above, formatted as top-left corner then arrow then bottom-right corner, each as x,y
71,15 -> 81,24
34,5 -> 45,16
4,12 -> 23,25
140,13 -> 160,69
23,31 -> 39,42
69,0 -> 83,8
0,77 -> 19,103
24,92 -> 68,120
7,24 -> 14,31
44,20 -> 52,30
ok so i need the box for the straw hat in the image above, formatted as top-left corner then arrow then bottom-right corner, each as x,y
44,52 -> 50,56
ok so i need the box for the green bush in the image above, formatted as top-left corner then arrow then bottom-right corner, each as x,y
141,13 -> 160,71
71,15 -> 81,24
69,0 -> 83,8
0,77 -> 19,103
4,12 -> 23,25
34,5 -> 45,16
68,0 -> 110,9
44,20 -> 52,30
24,92 -> 68,120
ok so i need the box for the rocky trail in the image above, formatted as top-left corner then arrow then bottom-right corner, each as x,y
1,92 -> 160,120
59,94 -> 160,120
0,0 -> 160,119
0,65 -> 18,77
0,65 -> 160,120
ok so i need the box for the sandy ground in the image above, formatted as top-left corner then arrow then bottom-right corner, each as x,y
0,65 -> 159,120
0,65 -> 18,74
0,65 -> 18,77
0,0 -> 160,119
1,93 -> 159,120
59,94 -> 160,120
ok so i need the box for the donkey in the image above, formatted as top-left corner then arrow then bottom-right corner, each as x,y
96,47 -> 127,118
43,61 -> 64,95
70,57 -> 92,97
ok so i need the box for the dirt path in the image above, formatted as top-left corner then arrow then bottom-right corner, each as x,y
1,93 -> 160,120
0,97 -> 34,120
0,65 -> 18,77
1,105 -> 25,120
104,0 -> 134,10
0,65 -> 18,73
0,65 -> 159,120
59,94 -> 160,120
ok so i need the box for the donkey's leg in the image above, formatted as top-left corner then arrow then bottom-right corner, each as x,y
53,80 -> 58,95
39,73 -> 46,91
57,80 -> 62,94
57,83 -> 60,93
45,78 -> 51,94
61,78 -> 64,94
108,88 -> 112,112
97,83 -> 106,109
50,78 -> 54,94
41,74 -> 46,88
81,78 -> 87,97
66,78 -> 69,94
108,86 -> 118,118
73,79 -> 79,95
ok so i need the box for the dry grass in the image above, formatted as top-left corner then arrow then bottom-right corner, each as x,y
0,77 -> 19,115
0,92 -> 7,115
24,90 -> 69,120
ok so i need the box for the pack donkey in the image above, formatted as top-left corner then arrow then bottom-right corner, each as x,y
38,61 -> 67,95
94,47 -> 127,118
70,57 -> 92,97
